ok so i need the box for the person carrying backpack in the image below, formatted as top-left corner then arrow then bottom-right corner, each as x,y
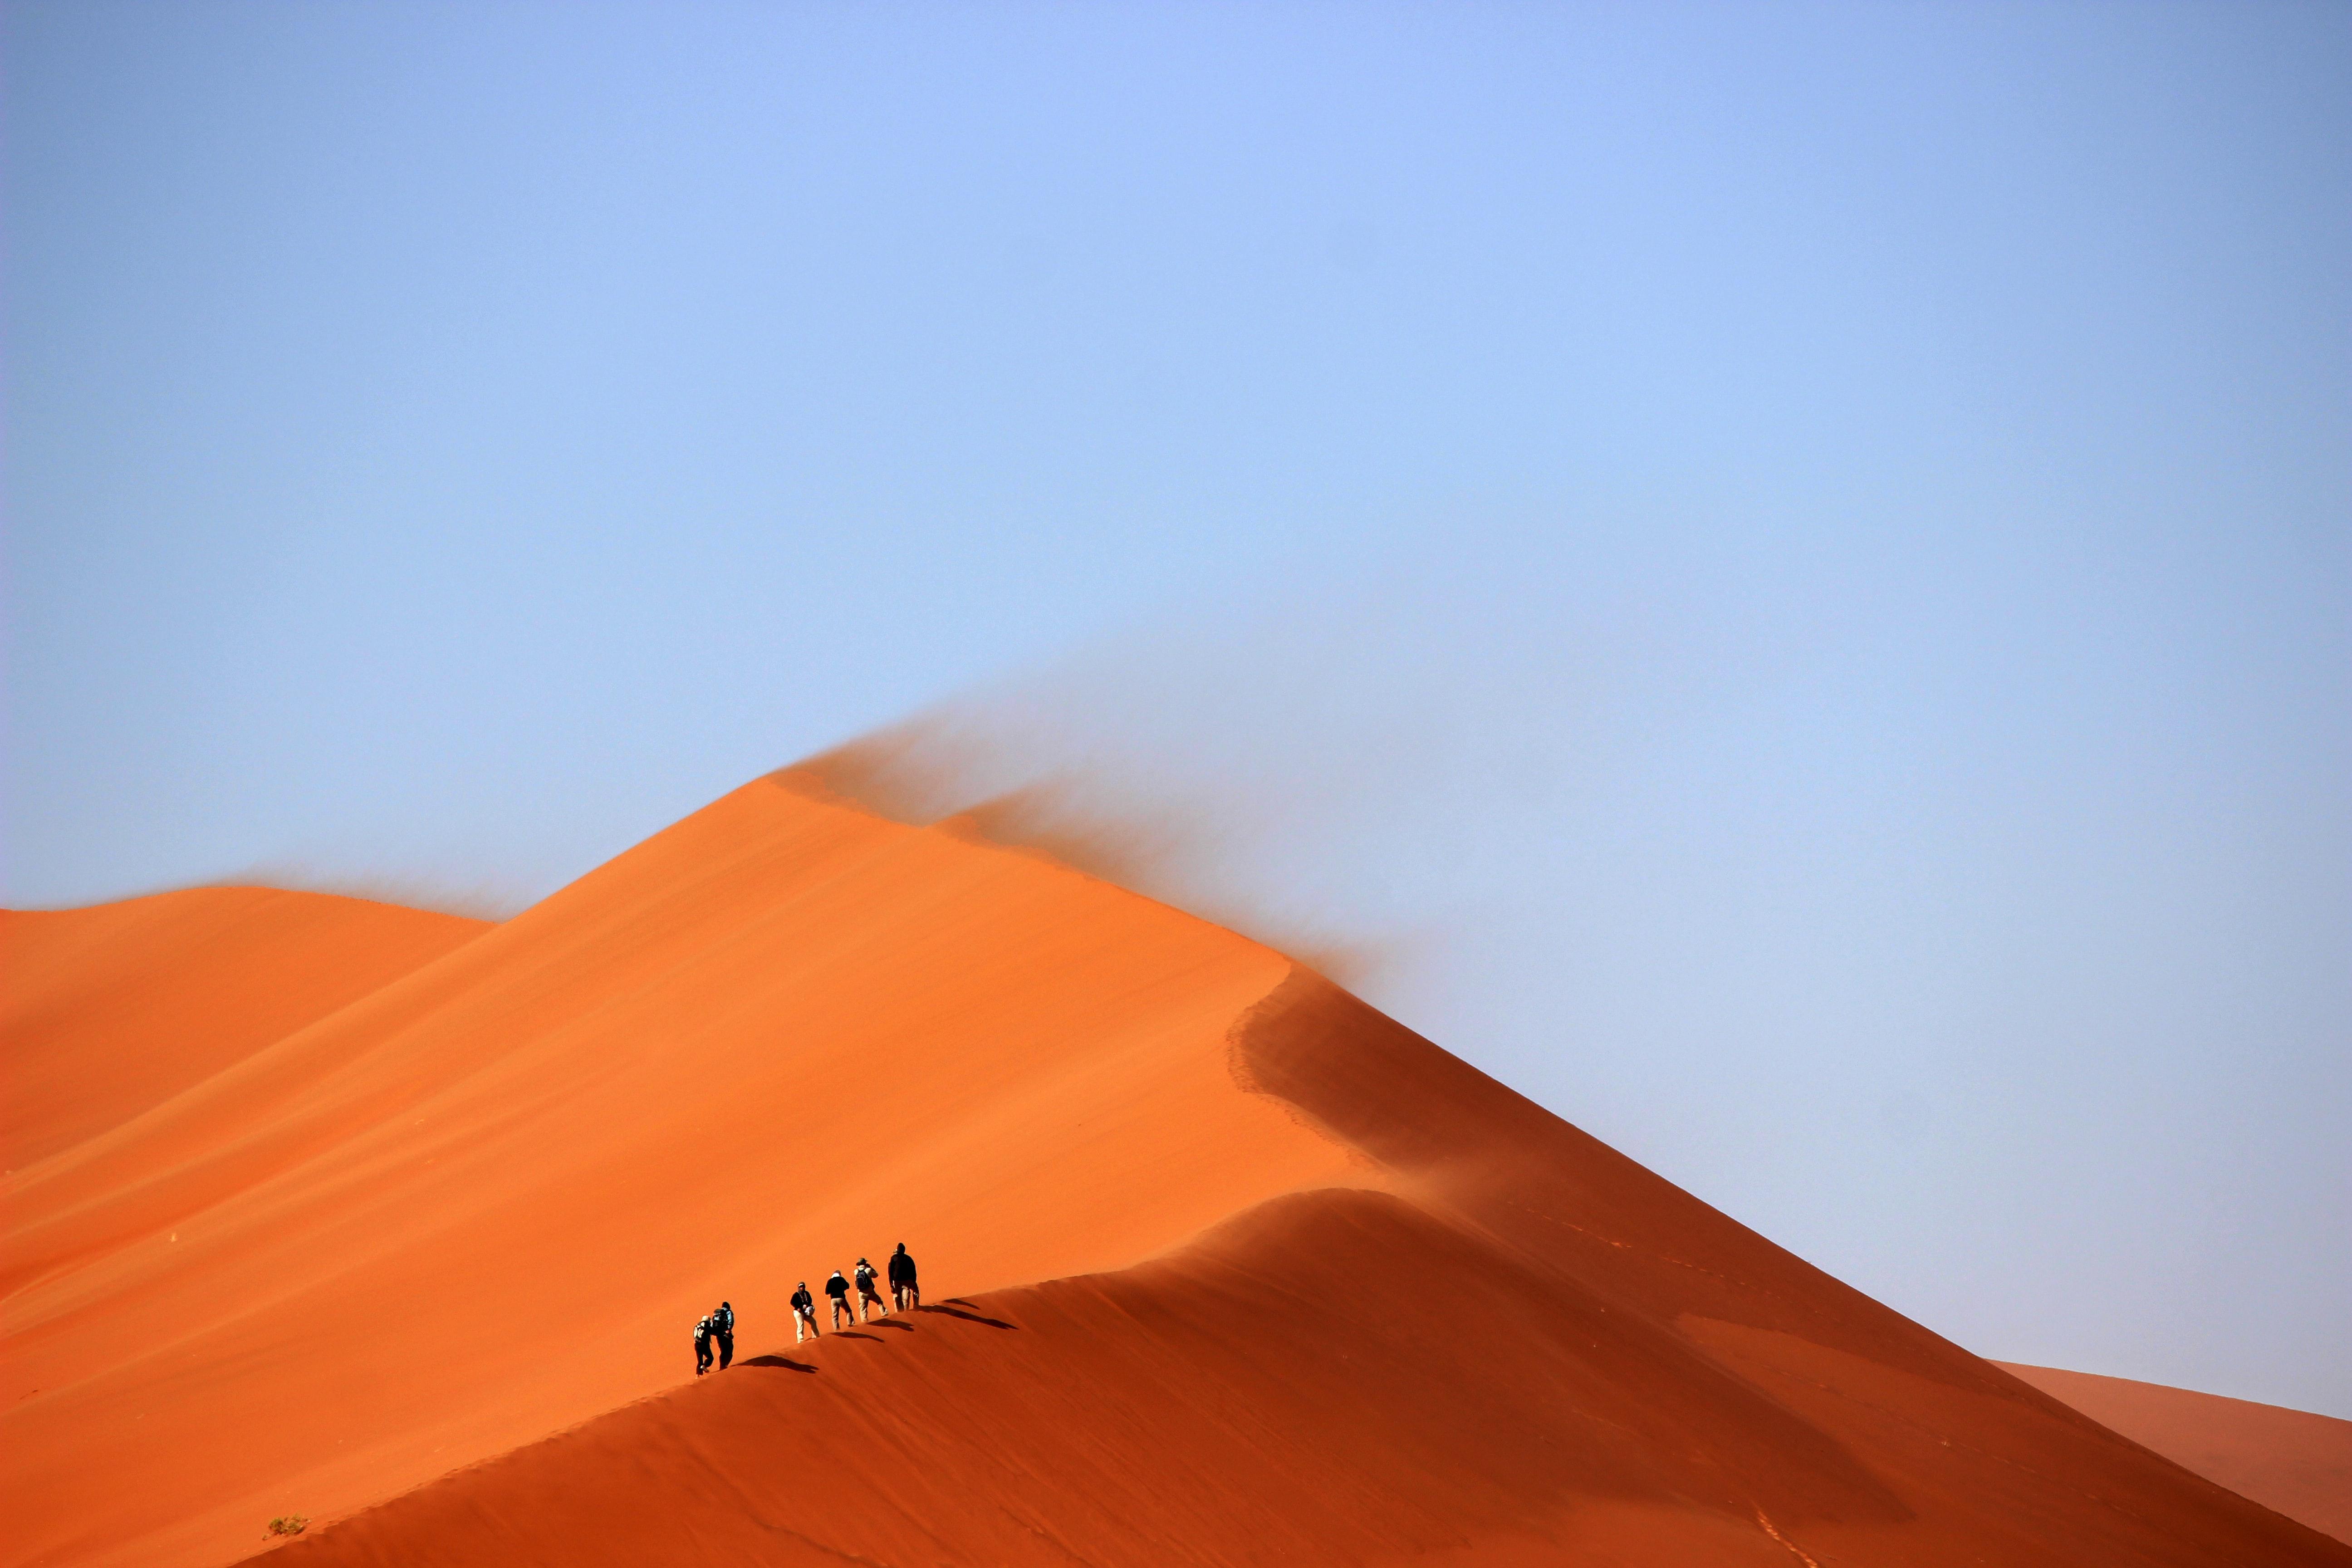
791,1280 -> 819,1343
824,1268 -> 856,1331
693,1313 -> 715,1376
888,1243 -> 920,1311
853,1257 -> 887,1321
713,1301 -> 735,1369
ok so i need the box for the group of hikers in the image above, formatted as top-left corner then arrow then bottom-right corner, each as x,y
693,1242 -> 920,1374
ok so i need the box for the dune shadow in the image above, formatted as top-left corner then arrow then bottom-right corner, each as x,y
919,1303 -> 1017,1330
866,1318 -> 915,1331
743,1355 -> 818,1372
833,1332 -> 882,1343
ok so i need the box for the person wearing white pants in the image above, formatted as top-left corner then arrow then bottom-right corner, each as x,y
824,1269 -> 857,1330
854,1258 -> 888,1321
790,1281 -> 819,1343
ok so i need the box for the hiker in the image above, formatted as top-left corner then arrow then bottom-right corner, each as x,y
854,1257 -> 887,1320
888,1242 -> 920,1311
713,1301 -> 735,1369
791,1280 -> 819,1343
825,1268 -> 856,1331
693,1313 -> 715,1376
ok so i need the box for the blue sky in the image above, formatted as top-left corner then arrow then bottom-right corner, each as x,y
6,2 -> 2347,1413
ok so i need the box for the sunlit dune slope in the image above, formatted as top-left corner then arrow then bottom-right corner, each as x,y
245,970 -> 2348,1568
0,773 -> 1367,1568
1999,1362 -> 2352,1545
1,890 -> 488,1171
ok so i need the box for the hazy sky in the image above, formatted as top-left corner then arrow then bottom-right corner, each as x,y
6,3 -> 2347,1413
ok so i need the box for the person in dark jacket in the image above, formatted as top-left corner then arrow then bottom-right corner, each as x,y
824,1268 -> 856,1331
791,1281 -> 819,1343
693,1313 -> 715,1376
853,1257 -> 887,1321
887,1243 -> 919,1311
713,1301 -> 735,1369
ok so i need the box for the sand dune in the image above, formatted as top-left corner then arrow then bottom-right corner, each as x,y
1,889 -> 486,1171
2,774 -> 1361,1568
6,773 -> 2346,1567
1998,1363 -> 2352,1546
241,967 -> 2349,1568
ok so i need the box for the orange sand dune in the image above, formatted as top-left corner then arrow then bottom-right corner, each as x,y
1999,1362 -> 2352,1545
2,775 -> 1364,1568
7,774 -> 2346,1568
243,971 -> 2348,1568
1,889 -> 487,1172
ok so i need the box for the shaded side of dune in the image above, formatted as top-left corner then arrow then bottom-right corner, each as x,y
244,971 -> 2348,1568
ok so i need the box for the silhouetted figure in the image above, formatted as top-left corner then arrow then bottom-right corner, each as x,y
825,1269 -> 855,1331
791,1281 -> 819,1343
854,1257 -> 887,1321
713,1301 -> 735,1369
888,1243 -> 920,1311
693,1314 -> 715,1376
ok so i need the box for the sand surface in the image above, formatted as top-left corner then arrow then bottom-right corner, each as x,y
2,889 -> 486,1171
1998,1362 -> 2352,1545
6,772 -> 2346,1568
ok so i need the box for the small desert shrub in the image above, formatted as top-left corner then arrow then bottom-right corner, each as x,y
265,1516 -> 308,1537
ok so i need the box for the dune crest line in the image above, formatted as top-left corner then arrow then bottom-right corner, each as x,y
230,970 -> 2346,1566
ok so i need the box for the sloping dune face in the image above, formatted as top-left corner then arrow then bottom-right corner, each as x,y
1,889 -> 488,1171
0,775 -> 1366,1568
10,777 -> 2347,1568
1997,1363 -> 2352,1546
251,969 -> 2351,1568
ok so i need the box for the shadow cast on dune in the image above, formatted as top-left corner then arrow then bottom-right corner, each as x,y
917,1303 -> 1017,1330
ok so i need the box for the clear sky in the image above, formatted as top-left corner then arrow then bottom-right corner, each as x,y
6,3 -> 2347,1413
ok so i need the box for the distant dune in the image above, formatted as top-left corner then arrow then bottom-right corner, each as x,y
1,889 -> 487,1171
1998,1363 -> 2352,1546
3,772 -> 2344,1568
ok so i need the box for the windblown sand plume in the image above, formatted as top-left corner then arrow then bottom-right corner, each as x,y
3,772 -> 2344,1567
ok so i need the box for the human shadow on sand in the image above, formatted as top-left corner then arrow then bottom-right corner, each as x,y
743,1355 -> 817,1372
919,1302 -> 1017,1330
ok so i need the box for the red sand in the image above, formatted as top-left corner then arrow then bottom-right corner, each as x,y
1998,1363 -> 2352,1546
5,773 -> 2346,1568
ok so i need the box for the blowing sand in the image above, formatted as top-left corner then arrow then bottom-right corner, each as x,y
4,771 -> 2345,1568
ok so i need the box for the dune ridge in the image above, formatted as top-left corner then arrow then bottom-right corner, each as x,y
2,773 -> 1365,1568
6,772 -> 2346,1567
236,967 -> 2347,1567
